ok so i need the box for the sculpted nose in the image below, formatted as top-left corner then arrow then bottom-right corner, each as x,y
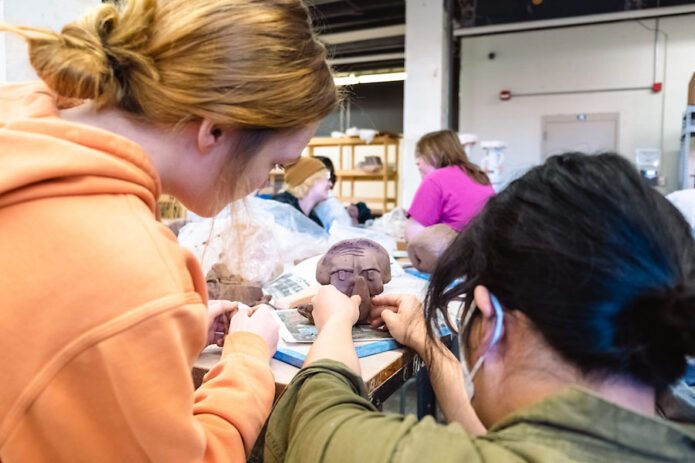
352,275 -> 371,322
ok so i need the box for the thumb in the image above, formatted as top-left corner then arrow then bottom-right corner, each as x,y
381,309 -> 396,325
350,295 -> 361,307
210,300 -> 238,310
208,300 -> 238,319
221,300 -> 239,311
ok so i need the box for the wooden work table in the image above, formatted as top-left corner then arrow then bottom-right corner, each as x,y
193,342 -> 418,409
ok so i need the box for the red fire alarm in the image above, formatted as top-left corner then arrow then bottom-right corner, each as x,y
652,82 -> 663,92
499,90 -> 512,101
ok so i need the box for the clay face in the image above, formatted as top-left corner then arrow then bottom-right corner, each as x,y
206,263 -> 267,306
407,224 -> 457,274
316,238 -> 391,322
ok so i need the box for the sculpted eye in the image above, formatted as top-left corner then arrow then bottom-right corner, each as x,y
339,270 -> 346,281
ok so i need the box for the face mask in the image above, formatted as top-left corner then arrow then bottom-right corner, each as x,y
458,293 -> 504,399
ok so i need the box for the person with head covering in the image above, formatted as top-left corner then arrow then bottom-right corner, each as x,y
272,156 -> 333,228
312,156 -> 355,230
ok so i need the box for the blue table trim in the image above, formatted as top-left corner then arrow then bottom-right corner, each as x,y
273,339 -> 401,368
404,268 -> 430,280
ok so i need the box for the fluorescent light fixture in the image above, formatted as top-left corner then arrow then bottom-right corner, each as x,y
333,74 -> 359,86
333,72 -> 407,86
357,72 -> 407,84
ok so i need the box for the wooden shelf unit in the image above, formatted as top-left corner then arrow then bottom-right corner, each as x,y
158,194 -> 187,220
307,135 -> 400,214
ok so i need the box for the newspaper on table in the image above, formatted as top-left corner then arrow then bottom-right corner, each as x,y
263,254 -> 321,302
275,309 -> 393,343
264,273 -> 312,301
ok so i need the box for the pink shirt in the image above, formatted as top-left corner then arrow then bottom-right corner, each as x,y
408,166 -> 495,232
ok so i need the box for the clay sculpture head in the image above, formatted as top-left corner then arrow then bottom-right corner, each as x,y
407,224 -> 457,274
316,238 -> 391,322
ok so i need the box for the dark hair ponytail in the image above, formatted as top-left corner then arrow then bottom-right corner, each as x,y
425,152 -> 695,390
616,284 -> 695,387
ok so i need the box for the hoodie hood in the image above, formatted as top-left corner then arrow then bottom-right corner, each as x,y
0,82 -> 159,213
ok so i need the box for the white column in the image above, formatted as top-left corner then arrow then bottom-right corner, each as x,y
1,0 -> 98,82
401,0 -> 449,207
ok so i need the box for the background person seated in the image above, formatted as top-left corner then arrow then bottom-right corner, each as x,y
272,156 -> 332,228
313,156 -> 355,230
313,155 -> 375,228
406,130 -> 495,242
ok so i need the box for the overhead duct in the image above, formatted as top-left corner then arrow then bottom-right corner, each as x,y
455,4 -> 695,37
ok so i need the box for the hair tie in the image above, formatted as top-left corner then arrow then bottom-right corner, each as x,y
96,16 -> 126,92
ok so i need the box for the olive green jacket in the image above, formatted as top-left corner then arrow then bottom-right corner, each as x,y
250,360 -> 695,462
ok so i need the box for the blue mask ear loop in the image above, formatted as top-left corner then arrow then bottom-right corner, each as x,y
489,294 -> 504,346
458,293 -> 505,399
458,292 -> 505,346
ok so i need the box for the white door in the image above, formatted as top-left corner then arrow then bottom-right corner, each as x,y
542,113 -> 619,159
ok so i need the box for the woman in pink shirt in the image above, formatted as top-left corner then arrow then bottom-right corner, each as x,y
406,130 -> 495,241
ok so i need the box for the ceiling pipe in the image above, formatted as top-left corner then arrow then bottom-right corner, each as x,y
454,4 -> 695,37
328,52 -> 405,65
320,24 -> 405,44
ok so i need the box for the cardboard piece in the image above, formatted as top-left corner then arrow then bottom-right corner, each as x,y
275,285 -> 320,310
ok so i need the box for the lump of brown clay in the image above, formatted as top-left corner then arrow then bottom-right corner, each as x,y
308,238 -> 391,324
206,263 -> 267,306
296,303 -> 315,324
407,224 -> 457,274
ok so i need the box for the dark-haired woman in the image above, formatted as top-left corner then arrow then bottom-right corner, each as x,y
254,153 -> 695,462
405,130 -> 494,241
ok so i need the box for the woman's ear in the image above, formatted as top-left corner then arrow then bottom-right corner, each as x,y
472,285 -> 504,350
197,119 -> 226,156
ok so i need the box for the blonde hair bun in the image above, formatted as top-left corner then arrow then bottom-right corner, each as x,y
4,0 -> 156,108
1,0 -> 337,128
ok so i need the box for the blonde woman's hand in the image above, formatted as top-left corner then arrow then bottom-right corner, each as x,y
311,285 -> 360,332
228,305 -> 280,359
370,294 -> 427,355
207,300 -> 238,346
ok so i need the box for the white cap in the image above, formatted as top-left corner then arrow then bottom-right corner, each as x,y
481,140 -> 506,149
458,133 -> 478,145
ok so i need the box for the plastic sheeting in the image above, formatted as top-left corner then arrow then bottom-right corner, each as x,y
178,195 -> 414,287
367,207 -> 408,243
313,196 -> 353,231
178,196 -> 330,285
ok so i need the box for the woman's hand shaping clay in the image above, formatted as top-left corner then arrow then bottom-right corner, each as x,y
311,285 -> 361,331
228,305 -> 280,359
370,294 -> 427,355
207,300 -> 238,346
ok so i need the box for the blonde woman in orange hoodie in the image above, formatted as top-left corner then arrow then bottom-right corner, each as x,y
0,0 -> 337,461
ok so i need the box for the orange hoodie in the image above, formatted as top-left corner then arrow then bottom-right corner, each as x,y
0,82 -> 275,462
